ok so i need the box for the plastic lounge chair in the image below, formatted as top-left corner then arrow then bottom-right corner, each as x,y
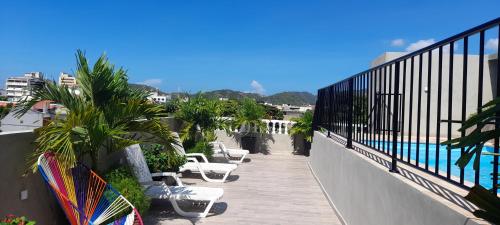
124,144 -> 224,218
210,141 -> 249,164
171,132 -> 237,183
37,152 -> 144,225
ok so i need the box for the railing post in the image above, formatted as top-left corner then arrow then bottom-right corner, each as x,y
346,79 -> 354,149
390,62 -> 400,173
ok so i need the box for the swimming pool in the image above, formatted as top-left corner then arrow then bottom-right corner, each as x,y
365,140 -> 498,191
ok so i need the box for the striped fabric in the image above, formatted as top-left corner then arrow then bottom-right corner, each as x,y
38,152 -> 144,225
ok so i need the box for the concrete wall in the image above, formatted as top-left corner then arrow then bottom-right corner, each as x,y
0,131 -> 66,224
214,130 -> 302,155
309,131 -> 487,225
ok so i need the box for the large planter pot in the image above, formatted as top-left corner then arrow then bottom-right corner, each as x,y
304,140 -> 311,156
241,136 -> 258,154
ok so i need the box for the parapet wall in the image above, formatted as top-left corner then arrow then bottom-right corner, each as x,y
309,131 -> 487,225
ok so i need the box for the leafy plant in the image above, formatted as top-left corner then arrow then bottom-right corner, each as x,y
231,98 -> 267,135
290,110 -> 313,142
262,104 -> 284,120
0,103 -> 13,119
105,167 -> 151,215
142,144 -> 187,172
441,97 -> 500,224
16,50 -> 176,171
219,100 -> 239,117
186,140 -> 215,161
175,93 -> 222,143
1,214 -> 35,225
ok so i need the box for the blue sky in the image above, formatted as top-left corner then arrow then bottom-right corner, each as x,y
1,0 -> 499,95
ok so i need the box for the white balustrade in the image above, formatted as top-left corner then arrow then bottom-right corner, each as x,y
220,117 -> 296,135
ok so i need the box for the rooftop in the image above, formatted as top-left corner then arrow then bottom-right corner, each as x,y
144,152 -> 342,225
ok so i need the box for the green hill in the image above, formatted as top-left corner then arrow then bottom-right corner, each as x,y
264,92 -> 316,106
129,84 -> 316,106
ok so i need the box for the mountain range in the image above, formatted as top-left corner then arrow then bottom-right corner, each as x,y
130,84 -> 316,106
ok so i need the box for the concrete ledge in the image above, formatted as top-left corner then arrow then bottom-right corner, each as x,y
309,131 -> 489,225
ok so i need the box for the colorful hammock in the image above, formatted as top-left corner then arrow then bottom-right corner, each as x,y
38,152 -> 144,225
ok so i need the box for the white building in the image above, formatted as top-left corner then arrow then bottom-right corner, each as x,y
58,72 -> 77,88
148,90 -> 170,103
5,72 -> 44,102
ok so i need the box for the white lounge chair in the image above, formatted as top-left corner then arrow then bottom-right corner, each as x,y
210,141 -> 249,164
124,144 -> 224,218
172,132 -> 237,183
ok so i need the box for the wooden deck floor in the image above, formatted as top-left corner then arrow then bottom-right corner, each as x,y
143,153 -> 342,225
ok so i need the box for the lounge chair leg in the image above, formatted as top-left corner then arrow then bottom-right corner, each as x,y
170,199 -> 216,218
199,169 -> 231,183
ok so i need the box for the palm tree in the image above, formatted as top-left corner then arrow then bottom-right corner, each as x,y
290,110 -> 313,156
231,98 -> 266,153
174,93 -> 222,144
290,110 -> 313,142
16,50 -> 176,171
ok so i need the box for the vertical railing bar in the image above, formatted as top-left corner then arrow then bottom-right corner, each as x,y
356,76 -> 360,142
408,56 -> 415,163
416,53 -> 424,167
425,49 -> 433,170
364,73 -> 368,144
369,70 -> 377,148
391,61 -> 401,173
347,78 -> 354,148
436,46 -> 443,175
328,85 -> 334,137
460,36 -> 468,185
447,41 -> 455,179
475,30 -> 485,186
493,25 -> 500,194
387,64 -> 393,155
400,59 -> 407,159
383,66 -> 388,154
376,69 -> 382,151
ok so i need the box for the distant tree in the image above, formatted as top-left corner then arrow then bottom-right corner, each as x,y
262,104 -> 284,120
0,96 -> 8,101
219,100 -> 239,117
0,103 -> 13,119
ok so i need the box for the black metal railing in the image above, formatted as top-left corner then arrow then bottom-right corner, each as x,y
313,18 -> 500,194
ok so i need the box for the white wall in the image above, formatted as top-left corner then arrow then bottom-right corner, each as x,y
309,131 -> 487,225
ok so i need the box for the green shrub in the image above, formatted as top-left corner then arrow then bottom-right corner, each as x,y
1,214 -> 35,225
186,140 -> 214,161
142,144 -> 187,172
105,167 -> 151,215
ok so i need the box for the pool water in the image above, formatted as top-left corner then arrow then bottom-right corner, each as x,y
366,140 -> 498,191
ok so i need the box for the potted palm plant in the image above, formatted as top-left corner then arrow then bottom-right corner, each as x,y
232,98 -> 266,154
290,110 -> 313,156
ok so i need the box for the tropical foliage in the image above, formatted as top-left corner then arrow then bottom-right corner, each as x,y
186,140 -> 215,161
231,98 -> 267,135
262,104 -> 284,120
16,50 -> 176,171
175,94 -> 222,143
0,103 -> 13,119
442,97 -> 500,224
290,110 -> 313,142
142,144 -> 186,172
105,167 -> 151,215
1,214 -> 35,225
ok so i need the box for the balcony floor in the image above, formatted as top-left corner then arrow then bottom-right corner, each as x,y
143,153 -> 342,225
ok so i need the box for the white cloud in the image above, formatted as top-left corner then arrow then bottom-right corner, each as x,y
250,80 -> 265,95
139,78 -> 162,87
486,38 -> 498,51
391,38 -> 405,47
405,39 -> 436,52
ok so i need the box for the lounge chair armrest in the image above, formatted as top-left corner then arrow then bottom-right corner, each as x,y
185,153 -> 209,163
151,172 -> 183,186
